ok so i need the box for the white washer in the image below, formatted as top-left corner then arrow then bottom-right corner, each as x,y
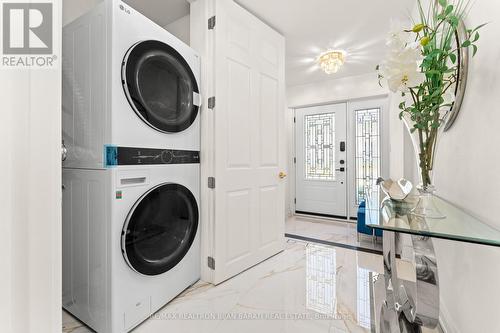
62,0 -> 201,169
62,162 -> 200,333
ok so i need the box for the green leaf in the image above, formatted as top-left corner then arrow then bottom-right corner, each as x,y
448,16 -> 459,28
445,5 -> 454,15
431,88 -> 442,98
462,40 -> 471,47
472,44 -> 478,56
438,0 -> 447,7
472,31 -> 480,42
449,53 -> 457,64
472,23 -> 488,33
425,70 -> 442,76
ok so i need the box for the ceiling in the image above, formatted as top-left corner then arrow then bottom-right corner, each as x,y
123,0 -> 415,87
236,0 -> 414,86
124,0 -> 189,27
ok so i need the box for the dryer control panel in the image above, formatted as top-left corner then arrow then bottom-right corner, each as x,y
105,146 -> 200,167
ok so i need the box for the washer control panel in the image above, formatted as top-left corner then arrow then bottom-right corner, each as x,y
105,146 -> 200,167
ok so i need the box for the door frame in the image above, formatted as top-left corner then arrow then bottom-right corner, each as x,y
190,0 -> 217,283
1,1 -> 63,331
290,94 -> 389,221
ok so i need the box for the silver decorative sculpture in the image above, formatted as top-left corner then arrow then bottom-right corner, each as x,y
380,178 -> 413,201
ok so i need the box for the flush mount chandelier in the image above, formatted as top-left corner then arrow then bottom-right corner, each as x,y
317,50 -> 346,74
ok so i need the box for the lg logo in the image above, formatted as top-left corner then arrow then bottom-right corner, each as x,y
119,4 -> 130,14
2,3 -> 53,54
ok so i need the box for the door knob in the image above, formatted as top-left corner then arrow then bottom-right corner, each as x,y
62,140 -> 67,162
279,172 -> 287,179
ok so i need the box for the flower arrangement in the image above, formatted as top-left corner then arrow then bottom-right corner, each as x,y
378,0 -> 485,193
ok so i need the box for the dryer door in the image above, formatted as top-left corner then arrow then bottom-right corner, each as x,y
122,183 -> 199,276
122,40 -> 200,133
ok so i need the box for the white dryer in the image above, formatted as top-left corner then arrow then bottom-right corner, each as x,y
62,0 -> 201,169
62,151 -> 200,332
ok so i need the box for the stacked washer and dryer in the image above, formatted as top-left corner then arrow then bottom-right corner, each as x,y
62,1 -> 201,332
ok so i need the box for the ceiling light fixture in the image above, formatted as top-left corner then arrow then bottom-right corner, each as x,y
317,50 -> 346,74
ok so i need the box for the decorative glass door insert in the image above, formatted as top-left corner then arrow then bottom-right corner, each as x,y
355,108 -> 381,204
304,112 -> 335,180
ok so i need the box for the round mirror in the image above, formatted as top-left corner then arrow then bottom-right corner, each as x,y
443,21 -> 469,131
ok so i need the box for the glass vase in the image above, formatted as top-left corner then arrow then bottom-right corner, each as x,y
402,114 -> 446,219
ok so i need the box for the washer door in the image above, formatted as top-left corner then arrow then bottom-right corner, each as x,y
122,40 -> 200,133
122,183 -> 199,276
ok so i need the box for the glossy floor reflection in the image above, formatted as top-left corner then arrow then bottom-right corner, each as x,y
286,215 -> 383,253
64,239 -> 389,333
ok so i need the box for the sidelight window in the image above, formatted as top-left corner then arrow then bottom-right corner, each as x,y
355,108 -> 381,204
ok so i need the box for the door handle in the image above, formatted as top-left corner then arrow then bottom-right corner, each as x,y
279,172 -> 287,179
335,167 -> 346,172
62,140 -> 67,162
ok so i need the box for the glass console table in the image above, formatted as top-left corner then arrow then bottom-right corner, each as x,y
364,186 -> 500,333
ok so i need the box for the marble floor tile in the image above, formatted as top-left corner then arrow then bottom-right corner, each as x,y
133,240 -> 380,333
286,215 -> 383,252
63,238 -> 437,333
63,309 -> 93,333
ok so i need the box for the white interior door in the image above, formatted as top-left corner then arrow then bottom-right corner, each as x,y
211,0 -> 286,284
295,103 -> 347,218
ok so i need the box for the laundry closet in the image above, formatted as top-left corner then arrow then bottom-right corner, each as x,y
61,0 -> 287,332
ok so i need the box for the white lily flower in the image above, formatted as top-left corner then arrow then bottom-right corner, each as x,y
386,19 -> 411,51
381,60 -> 425,93
379,38 -> 425,93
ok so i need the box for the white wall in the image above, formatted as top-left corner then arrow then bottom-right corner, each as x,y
63,0 -> 102,25
287,72 -> 388,108
430,1 -> 500,331
165,14 -> 191,45
285,73 -> 394,216
0,3 -> 62,333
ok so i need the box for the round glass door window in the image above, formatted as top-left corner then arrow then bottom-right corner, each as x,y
122,40 -> 200,133
122,183 -> 199,276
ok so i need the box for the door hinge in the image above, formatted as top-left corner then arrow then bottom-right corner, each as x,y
293,116 -> 296,123
208,16 -> 216,30
208,177 -> 215,189
208,96 -> 216,109
293,157 -> 296,164
294,198 -> 297,204
207,256 -> 215,269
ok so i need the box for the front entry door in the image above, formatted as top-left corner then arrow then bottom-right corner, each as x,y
295,103 -> 347,218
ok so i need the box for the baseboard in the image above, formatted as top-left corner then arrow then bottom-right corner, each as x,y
295,210 -> 347,220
